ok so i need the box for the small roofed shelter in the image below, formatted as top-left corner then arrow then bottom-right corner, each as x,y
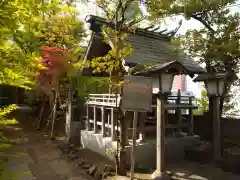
79,15 -> 207,169
135,60 -> 190,94
82,15 -> 206,77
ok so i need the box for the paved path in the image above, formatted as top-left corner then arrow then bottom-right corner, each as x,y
2,122 -> 92,180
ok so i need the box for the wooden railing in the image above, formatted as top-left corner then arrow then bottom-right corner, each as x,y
86,94 -> 120,107
86,94 -> 198,110
84,93 -> 197,142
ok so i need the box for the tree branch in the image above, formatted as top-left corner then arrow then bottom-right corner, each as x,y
113,0 -> 123,22
114,0 -> 136,27
94,1 -> 111,20
126,15 -> 146,28
191,14 -> 215,33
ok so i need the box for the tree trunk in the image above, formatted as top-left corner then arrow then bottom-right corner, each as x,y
50,90 -> 57,139
115,76 -> 127,176
118,112 -> 127,175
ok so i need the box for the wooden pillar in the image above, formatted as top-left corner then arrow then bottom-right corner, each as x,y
176,90 -> 182,135
86,104 -> 90,130
213,96 -> 222,162
124,111 -> 132,145
101,106 -> 106,136
157,97 -> 165,172
93,105 -> 97,133
152,95 -> 169,179
111,108 -> 117,141
130,111 -> 138,179
164,107 -> 169,137
107,109 -> 111,136
139,112 -> 146,142
188,97 -> 194,136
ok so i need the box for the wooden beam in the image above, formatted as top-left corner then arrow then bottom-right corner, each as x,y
111,108 -> 117,141
166,124 -> 189,128
93,105 -> 97,133
188,97 -> 194,136
152,104 -> 198,109
124,111 -> 132,145
101,106 -> 106,137
107,110 -> 111,136
139,112 -> 146,142
176,90 -> 182,134
86,104 -> 90,130
89,119 -> 121,131
155,96 -> 166,175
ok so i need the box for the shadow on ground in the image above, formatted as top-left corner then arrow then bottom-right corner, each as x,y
0,110 -> 93,180
3,109 -> 240,180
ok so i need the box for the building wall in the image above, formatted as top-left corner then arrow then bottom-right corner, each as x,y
172,74 -> 205,98
172,75 -> 186,92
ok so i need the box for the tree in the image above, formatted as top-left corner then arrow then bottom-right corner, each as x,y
193,89 -> 208,115
79,0 -> 145,175
146,0 -> 240,115
0,1 -> 86,177
0,0 -> 86,137
1,1 -> 83,88
0,0 -> 40,89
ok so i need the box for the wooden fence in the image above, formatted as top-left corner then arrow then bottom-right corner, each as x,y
177,113 -> 240,145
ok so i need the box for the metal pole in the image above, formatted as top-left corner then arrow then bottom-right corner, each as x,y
130,111 -> 138,180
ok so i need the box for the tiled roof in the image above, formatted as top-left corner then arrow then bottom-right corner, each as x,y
134,60 -> 189,75
125,33 -> 206,74
193,73 -> 229,82
86,15 -> 206,75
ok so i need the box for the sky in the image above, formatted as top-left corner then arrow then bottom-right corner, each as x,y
76,1 -> 240,36
75,1 -> 240,101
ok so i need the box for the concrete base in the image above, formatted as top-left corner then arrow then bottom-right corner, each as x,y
81,130 -> 200,169
65,121 -> 81,145
152,170 -> 171,180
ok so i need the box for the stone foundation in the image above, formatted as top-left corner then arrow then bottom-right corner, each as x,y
81,130 -> 200,169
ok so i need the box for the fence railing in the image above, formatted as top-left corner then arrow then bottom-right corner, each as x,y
86,94 -> 120,107
86,94 -> 198,110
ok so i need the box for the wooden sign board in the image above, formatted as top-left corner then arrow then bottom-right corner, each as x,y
122,76 -> 153,112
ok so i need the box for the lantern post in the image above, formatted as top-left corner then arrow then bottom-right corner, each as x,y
193,73 -> 228,162
136,61 -> 189,180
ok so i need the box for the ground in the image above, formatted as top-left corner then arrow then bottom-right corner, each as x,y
2,114 -> 240,180
1,116 -> 93,180
131,161 -> 240,180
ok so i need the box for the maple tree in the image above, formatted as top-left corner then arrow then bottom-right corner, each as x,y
1,0 -> 85,89
0,0 -> 86,133
37,46 -> 69,92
